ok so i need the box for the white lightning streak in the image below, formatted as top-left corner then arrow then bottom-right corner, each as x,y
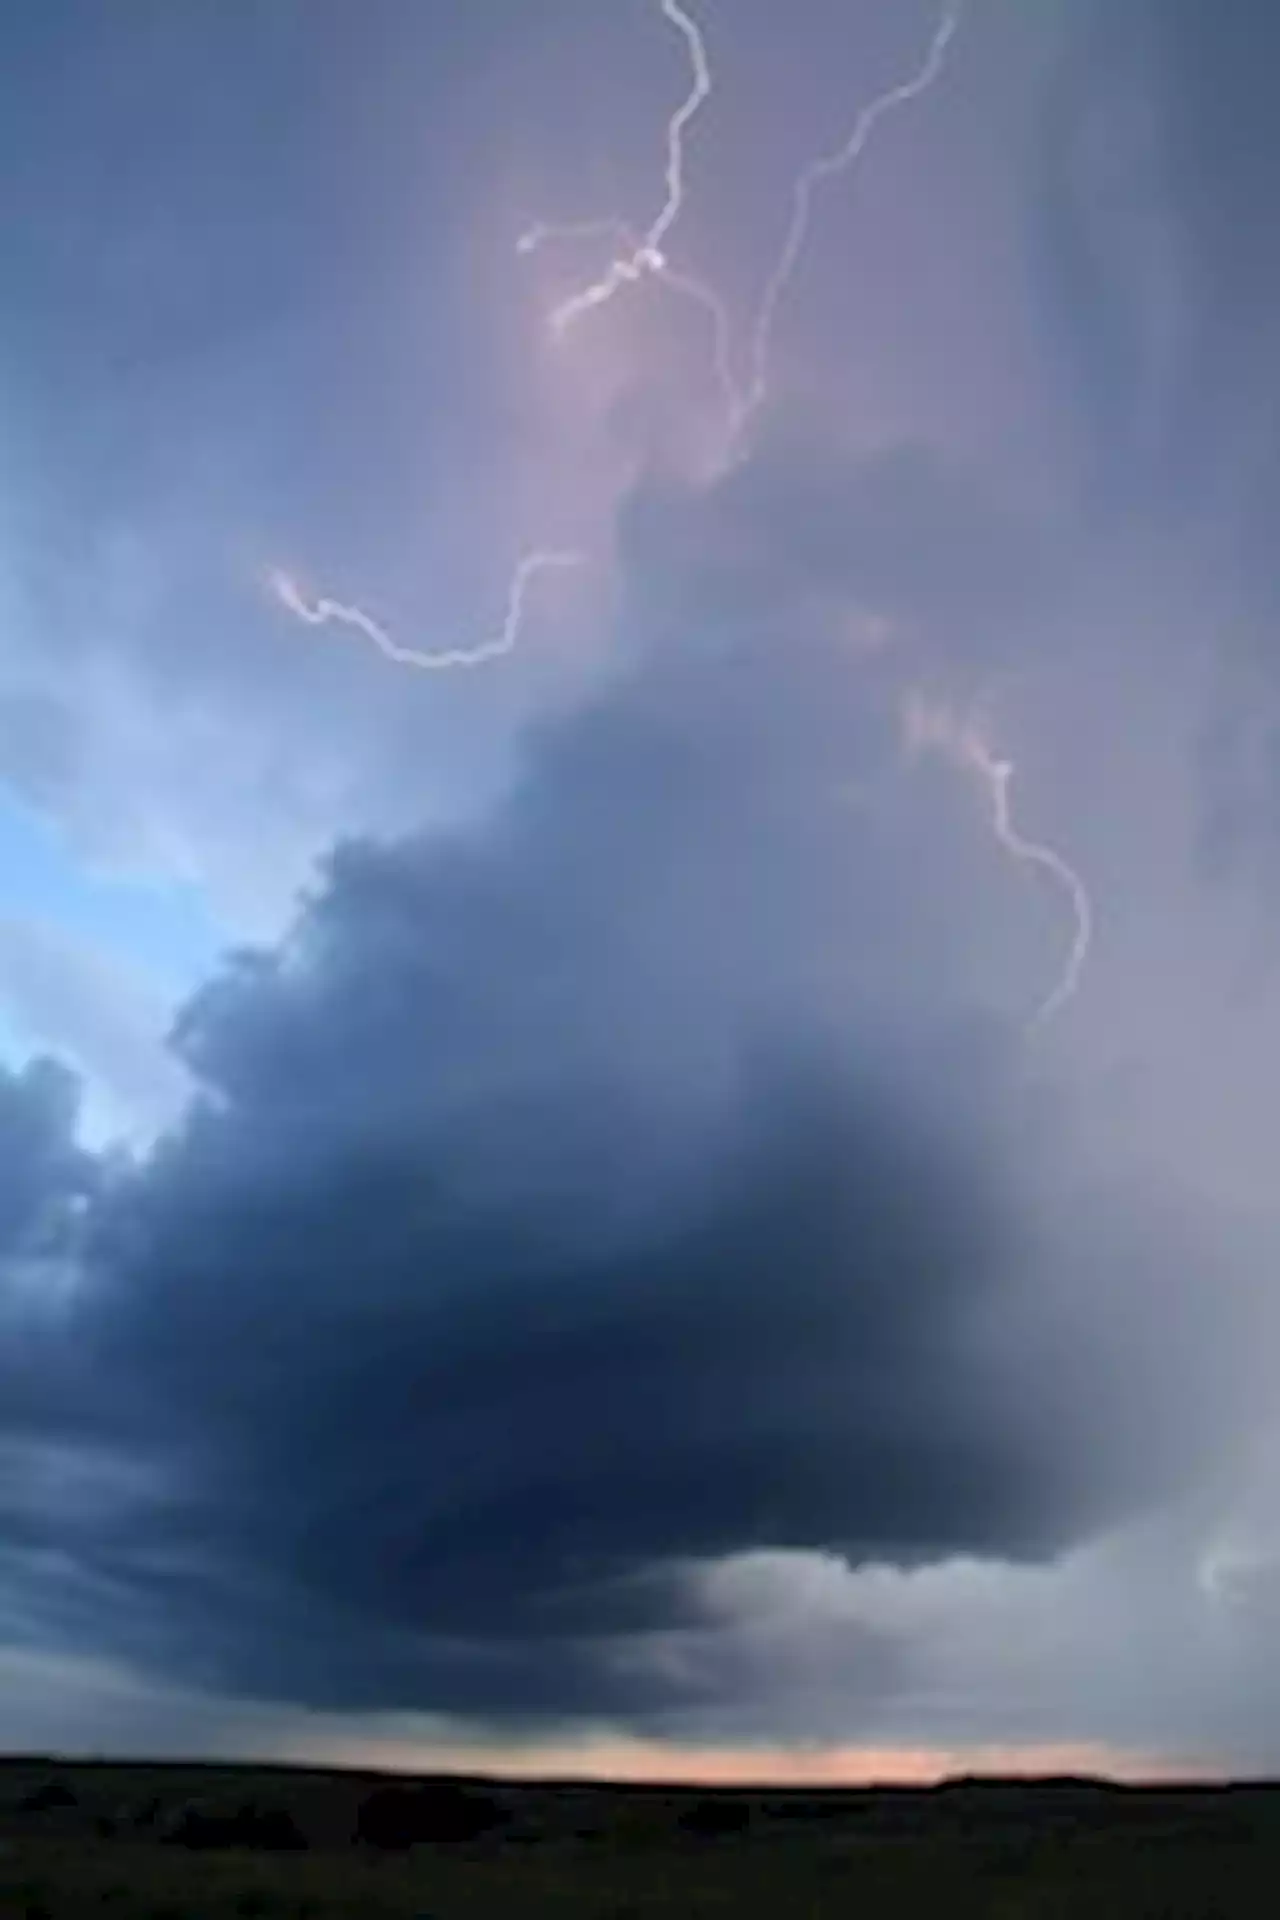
520,0 -> 714,337
735,0 -> 965,446
269,550 -> 584,673
520,214 -> 739,424
904,693 -> 1092,1029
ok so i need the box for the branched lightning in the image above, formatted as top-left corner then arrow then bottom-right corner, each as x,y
520,0 -> 966,455
903,692 -> 1092,1028
517,0 -> 737,424
523,0 -> 713,337
269,550 -> 583,673
520,214 -> 739,426
277,0 -> 967,671
734,0 -> 965,446
267,0 -> 1096,1040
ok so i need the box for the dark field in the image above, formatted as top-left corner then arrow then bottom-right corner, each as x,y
2,1758 -> 1278,1917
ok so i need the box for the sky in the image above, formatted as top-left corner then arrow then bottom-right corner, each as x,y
3,0 -> 1280,1784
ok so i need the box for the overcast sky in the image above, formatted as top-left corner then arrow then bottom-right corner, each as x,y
4,0 -> 1280,1783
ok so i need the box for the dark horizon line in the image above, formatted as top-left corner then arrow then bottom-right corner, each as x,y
0,1752 -> 1250,1795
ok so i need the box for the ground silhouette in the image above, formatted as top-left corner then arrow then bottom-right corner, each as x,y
1,1756 -> 1276,1915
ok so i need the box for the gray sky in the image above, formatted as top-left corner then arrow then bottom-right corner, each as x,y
4,0 -> 1280,1782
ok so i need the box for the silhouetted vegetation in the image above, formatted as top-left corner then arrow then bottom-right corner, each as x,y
160,1795 -> 307,1851
354,1777 -> 508,1849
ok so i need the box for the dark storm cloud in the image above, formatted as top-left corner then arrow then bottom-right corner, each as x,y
0,436 -> 1253,1725
0,1057 -> 110,1600
0,1055 -> 92,1265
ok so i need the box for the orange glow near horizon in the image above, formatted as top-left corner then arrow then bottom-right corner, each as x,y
275,1730 -> 1219,1789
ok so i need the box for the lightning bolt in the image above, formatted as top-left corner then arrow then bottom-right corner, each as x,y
520,213 -> 740,427
903,691 -> 1092,1029
267,4 -> 1090,1053
277,3 -> 967,669
269,550 -> 584,673
517,0 -> 740,429
522,0 -> 965,456
733,0 -> 965,448
522,0 -> 712,338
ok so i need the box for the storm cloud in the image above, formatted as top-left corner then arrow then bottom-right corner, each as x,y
0,430 -> 1259,1729
4,0 -> 1280,1773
